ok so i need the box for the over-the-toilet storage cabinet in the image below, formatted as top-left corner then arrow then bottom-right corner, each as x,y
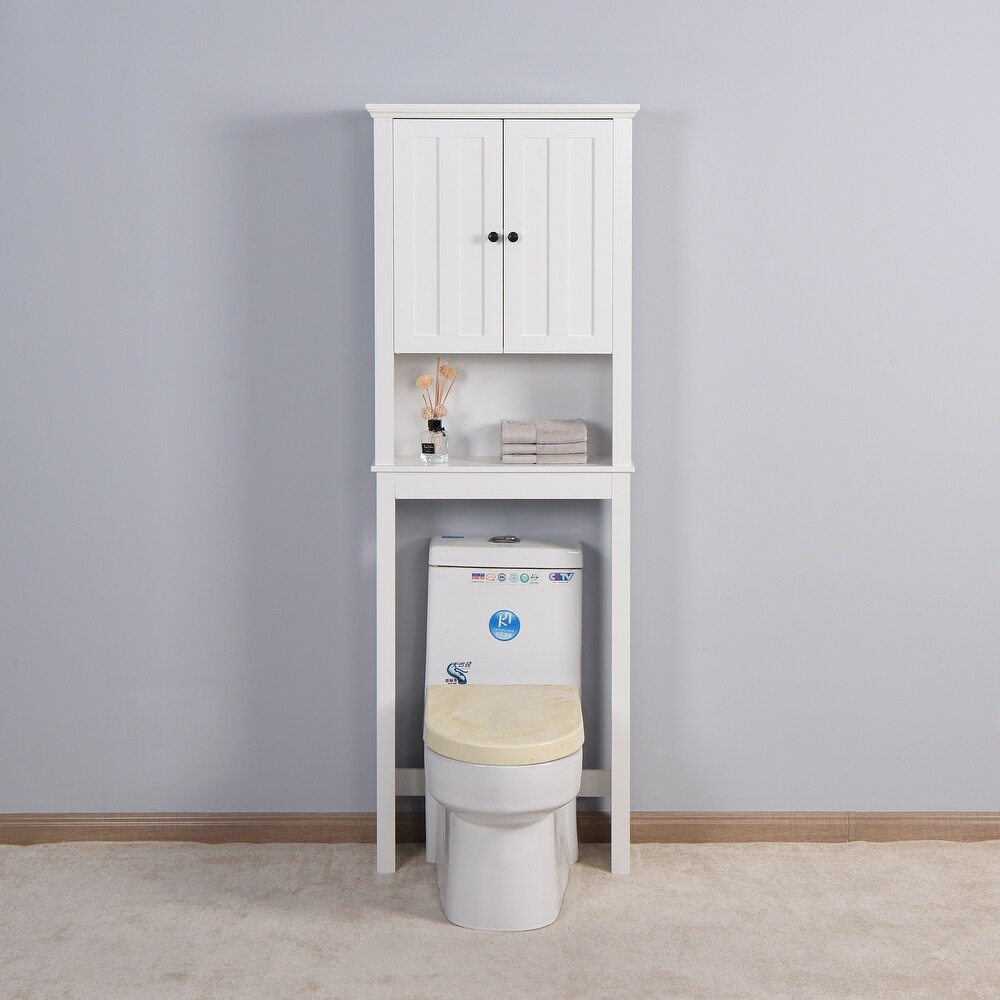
369,104 -> 637,874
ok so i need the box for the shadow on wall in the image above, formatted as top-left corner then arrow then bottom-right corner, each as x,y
227,110 -> 375,809
629,109 -> 685,806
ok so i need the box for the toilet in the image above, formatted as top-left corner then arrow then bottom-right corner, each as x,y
423,535 -> 584,931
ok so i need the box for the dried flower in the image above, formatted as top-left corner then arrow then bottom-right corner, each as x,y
416,357 -> 460,422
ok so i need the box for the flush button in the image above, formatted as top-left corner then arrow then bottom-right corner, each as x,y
489,535 -> 520,544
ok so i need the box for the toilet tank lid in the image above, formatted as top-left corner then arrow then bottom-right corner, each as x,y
429,536 -> 583,569
424,684 -> 584,766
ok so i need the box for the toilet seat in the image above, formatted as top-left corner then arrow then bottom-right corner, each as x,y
424,684 -> 583,766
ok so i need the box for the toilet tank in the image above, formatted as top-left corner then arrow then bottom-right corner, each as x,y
425,536 -> 583,689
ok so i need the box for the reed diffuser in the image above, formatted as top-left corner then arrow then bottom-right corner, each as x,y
416,358 -> 460,464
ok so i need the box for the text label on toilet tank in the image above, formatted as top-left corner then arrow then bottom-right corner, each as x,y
549,572 -> 575,582
446,662 -> 470,684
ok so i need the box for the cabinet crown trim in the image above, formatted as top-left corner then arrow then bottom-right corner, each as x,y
366,104 -> 639,119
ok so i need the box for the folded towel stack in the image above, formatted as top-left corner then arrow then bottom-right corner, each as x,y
500,419 -> 588,464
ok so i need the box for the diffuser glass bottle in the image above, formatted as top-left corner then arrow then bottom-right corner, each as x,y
416,359 -> 459,466
420,419 -> 449,464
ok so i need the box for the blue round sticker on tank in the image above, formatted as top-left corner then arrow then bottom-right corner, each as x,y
489,610 -> 520,641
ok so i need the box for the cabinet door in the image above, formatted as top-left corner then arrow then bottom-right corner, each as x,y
503,120 -> 614,353
392,120 -> 503,354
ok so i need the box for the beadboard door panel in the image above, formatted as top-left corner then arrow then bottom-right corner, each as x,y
392,120 -> 503,354
503,120 -> 614,353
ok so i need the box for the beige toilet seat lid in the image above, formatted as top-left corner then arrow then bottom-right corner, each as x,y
424,684 -> 584,766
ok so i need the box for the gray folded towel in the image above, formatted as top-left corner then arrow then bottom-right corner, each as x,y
542,442 -> 587,455
501,442 -> 587,455
500,420 -> 537,445
536,419 -> 587,445
500,418 -> 588,446
500,454 -> 587,465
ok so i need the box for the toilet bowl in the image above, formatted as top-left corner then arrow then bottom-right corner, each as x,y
424,684 -> 584,931
423,535 -> 585,930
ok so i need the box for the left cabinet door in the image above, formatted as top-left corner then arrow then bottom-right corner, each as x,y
392,120 -> 503,354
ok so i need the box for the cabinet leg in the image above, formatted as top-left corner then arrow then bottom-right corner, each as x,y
376,476 -> 396,873
610,476 -> 631,874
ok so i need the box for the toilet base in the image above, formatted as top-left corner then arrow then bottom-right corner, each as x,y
427,795 -> 578,867
437,808 -> 572,931
424,747 -> 583,931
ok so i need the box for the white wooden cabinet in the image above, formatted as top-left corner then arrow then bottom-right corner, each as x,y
368,104 -> 637,876
391,115 -> 616,354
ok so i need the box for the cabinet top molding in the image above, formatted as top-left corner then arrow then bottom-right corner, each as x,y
366,104 -> 639,119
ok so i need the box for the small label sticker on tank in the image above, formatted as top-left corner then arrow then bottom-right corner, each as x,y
489,610 -> 520,641
445,661 -> 470,684
549,571 -> 575,582
471,573 -> 485,581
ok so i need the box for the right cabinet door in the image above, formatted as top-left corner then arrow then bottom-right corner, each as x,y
503,119 -> 614,354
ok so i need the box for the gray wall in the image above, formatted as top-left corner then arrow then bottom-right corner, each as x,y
3,1 -> 999,812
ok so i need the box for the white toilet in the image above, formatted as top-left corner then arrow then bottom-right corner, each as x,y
423,535 -> 584,931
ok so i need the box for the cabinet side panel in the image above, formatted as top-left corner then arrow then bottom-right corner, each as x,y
373,116 -> 395,465
611,116 -> 633,465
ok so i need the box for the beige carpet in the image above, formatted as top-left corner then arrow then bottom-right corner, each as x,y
2,841 -> 999,1000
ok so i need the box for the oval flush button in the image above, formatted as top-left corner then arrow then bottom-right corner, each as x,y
489,536 -> 520,544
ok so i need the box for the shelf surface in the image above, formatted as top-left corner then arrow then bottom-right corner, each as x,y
372,456 -> 635,474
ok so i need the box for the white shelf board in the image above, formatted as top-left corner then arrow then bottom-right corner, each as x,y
372,456 -> 634,473
372,458 -> 631,500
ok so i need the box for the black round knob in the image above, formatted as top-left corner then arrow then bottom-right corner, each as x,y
487,231 -> 499,243
507,231 -> 519,243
